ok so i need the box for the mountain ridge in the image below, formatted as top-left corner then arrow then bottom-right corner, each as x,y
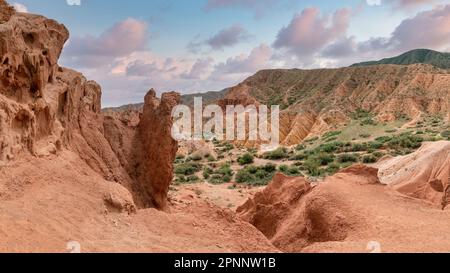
351,49 -> 450,69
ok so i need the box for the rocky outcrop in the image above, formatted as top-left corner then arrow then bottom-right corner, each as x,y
0,0 -> 14,23
136,90 -> 180,210
0,1 -> 179,210
377,141 -> 450,209
238,164 -> 450,253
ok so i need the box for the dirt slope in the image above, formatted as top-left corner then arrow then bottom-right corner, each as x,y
0,151 -> 276,253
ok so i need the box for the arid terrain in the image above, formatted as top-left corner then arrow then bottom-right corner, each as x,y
1,1 -> 450,253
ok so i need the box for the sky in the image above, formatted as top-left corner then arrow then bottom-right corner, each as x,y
7,0 -> 450,106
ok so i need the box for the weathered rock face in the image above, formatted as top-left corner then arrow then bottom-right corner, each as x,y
0,1 -> 179,210
0,1 -> 14,23
377,141 -> 450,209
136,90 -> 180,210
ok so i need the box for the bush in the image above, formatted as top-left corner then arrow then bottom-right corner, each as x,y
290,152 -> 307,161
238,153 -> 254,165
325,163 -> 341,175
187,175 -> 200,182
278,165 -> 289,173
262,163 -> 277,173
235,169 -> 254,184
362,155 -> 377,164
351,143 -> 367,152
218,163 -> 233,177
206,163 -> 234,184
203,167 -> 213,179
387,134 -> 423,150
338,153 -> 358,163
304,158 -> 322,177
322,131 -> 342,139
174,163 -> 201,176
360,118 -> 377,126
295,144 -> 306,151
441,130 -> 450,139
262,147 -> 288,160
235,164 -> 277,185
316,152 -> 335,166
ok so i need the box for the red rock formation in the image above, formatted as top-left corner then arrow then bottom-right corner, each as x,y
137,90 -> 180,210
377,141 -> 450,209
0,0 -> 179,210
238,164 -> 450,253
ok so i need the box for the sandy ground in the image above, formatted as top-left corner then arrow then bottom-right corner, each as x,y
0,151 -> 276,253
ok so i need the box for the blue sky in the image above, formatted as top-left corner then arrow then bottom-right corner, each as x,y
7,0 -> 450,106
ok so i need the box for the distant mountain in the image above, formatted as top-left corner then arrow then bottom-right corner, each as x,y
180,88 -> 229,107
351,49 -> 450,69
102,88 -> 229,112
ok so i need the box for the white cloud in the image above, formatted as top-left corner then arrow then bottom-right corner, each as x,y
366,0 -> 381,6
66,0 -> 81,6
12,2 -> 28,12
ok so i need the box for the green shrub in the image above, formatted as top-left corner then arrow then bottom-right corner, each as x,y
362,155 -> 377,164
187,175 -> 200,182
235,164 -> 277,185
360,118 -> 377,126
290,152 -> 307,161
337,153 -> 358,163
304,158 -> 321,177
295,144 -> 306,151
262,147 -> 288,160
441,130 -> 450,138
262,163 -> 277,173
218,164 -> 233,177
323,131 -> 342,139
316,152 -> 335,166
367,141 -> 383,150
203,167 -> 213,179
238,153 -> 254,165
351,108 -> 371,119
387,134 -> 423,150
235,169 -> 253,183
325,163 -> 341,175
278,165 -> 289,172
351,143 -> 367,152
174,163 -> 201,176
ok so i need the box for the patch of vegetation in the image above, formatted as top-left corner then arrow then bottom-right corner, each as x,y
279,165 -> 301,176
236,163 -> 277,186
174,162 -> 202,176
207,163 -> 234,184
238,153 -> 254,165
337,153 -> 359,163
262,147 -> 289,160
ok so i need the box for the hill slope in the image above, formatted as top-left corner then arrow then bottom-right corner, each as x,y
351,49 -> 450,69
221,63 -> 450,146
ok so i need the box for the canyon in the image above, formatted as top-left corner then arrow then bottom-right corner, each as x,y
1,1 -> 450,253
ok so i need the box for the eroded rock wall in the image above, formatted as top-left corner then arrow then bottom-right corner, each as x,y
0,1 -> 179,210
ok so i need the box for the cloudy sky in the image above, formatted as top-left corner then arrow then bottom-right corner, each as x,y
8,0 -> 450,106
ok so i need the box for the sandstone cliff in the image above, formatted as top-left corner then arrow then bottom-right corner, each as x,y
0,0 -> 177,210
